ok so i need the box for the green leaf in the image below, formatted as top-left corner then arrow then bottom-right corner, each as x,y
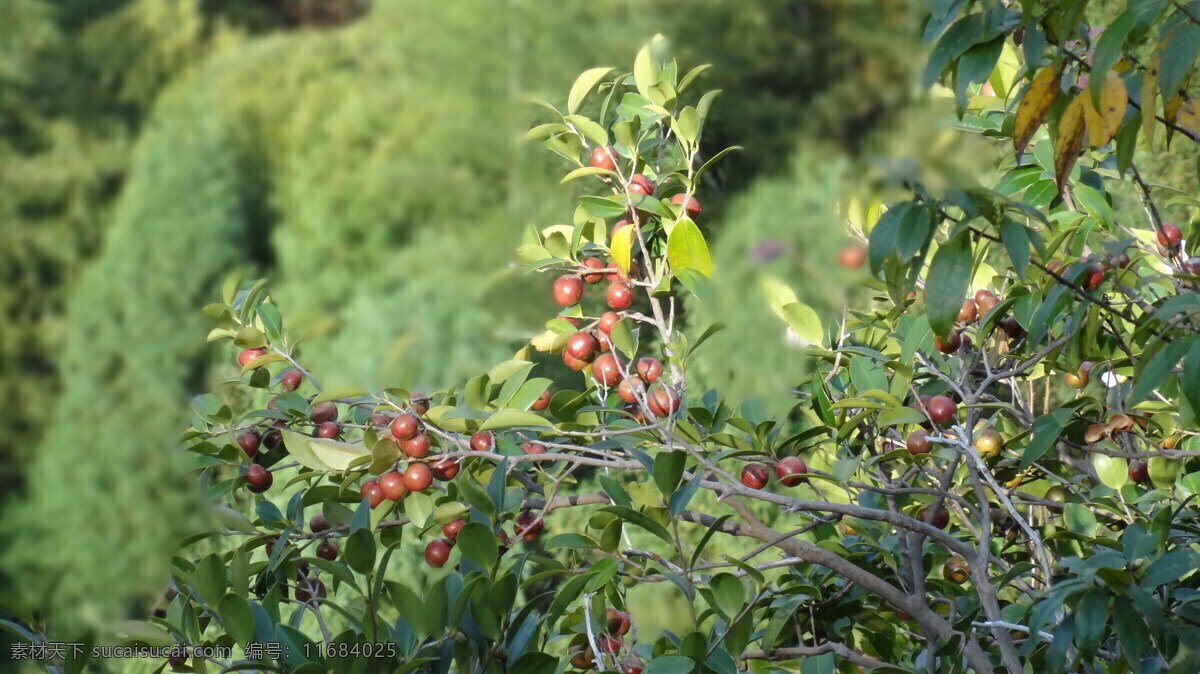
560,166 -> 615,183
672,106 -> 699,145
194,554 -> 226,605
545,533 -> 598,550
610,318 -> 636,358
868,202 -> 909,273
652,451 -> 686,498
405,492 -> 434,529
999,218 -> 1030,278
924,230 -> 973,336
1142,548 -> 1196,587
1064,503 -> 1098,537
599,506 -> 673,544
633,42 -> 660,98
511,652 -> 558,674
219,593 -> 254,646
580,195 -> 629,219
667,219 -> 712,277
1073,184 -> 1115,226
1090,11 -> 1136,107
1160,21 -> 1200,106
1020,407 -> 1074,469
344,528 -> 376,575
895,203 -> 933,262
1184,339 -> 1200,416
506,378 -> 552,411
213,506 -> 259,535
311,386 -> 368,405
644,655 -> 695,674
678,64 -> 711,92
1130,337 -> 1193,404
709,573 -> 745,619
922,14 -> 985,87
368,435 -> 401,475
457,522 -> 499,569
1112,598 -> 1149,667
234,327 -> 267,349
480,409 -> 554,431
563,115 -> 608,146
1093,453 -> 1129,490
568,67 -> 614,114
781,302 -> 823,346
1073,588 -> 1108,660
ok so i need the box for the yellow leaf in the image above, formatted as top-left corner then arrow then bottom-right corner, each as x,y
1142,55 -> 1160,148
1176,99 -> 1200,139
1054,95 -> 1087,195
1082,71 -> 1127,147
1166,92 -> 1184,148
1014,65 -> 1062,160
530,329 -> 558,352
610,223 -> 635,273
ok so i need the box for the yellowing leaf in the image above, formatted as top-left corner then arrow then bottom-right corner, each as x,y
610,224 -> 635,273
1054,95 -> 1087,194
666,218 -> 713,277
1014,65 -> 1062,160
282,430 -> 370,473
1176,99 -> 1200,140
530,330 -> 558,352
1082,71 -> 1127,147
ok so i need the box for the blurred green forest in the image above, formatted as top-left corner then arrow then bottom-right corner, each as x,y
0,0 -> 925,646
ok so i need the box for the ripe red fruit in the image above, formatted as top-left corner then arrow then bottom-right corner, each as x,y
236,431 -> 260,457
569,647 -> 595,670
1128,459 -> 1149,484
598,312 -> 621,334
589,145 -> 618,171
532,390 -> 552,411
624,660 -> 644,674
636,357 -> 664,383
280,369 -> 303,391
906,429 -> 932,455
775,456 -> 808,487
238,348 -> 266,367
1112,251 -> 1131,269
470,431 -> 494,452
514,511 -> 544,541
562,349 -> 591,372
606,608 -> 631,636
597,332 -> 613,352
927,396 -> 957,425
606,281 -> 634,310
365,477 -> 391,505
400,433 -> 431,458
740,464 -> 769,489
424,539 -> 452,568
646,384 -> 681,417
553,275 -> 584,306
999,316 -> 1026,340
295,577 -> 326,603
837,244 -> 866,269
245,464 -> 273,493
521,441 -> 546,454
310,512 -> 329,532
669,193 -> 701,217
1158,222 -> 1182,248
943,556 -> 969,583
410,391 -> 430,416
263,428 -> 283,450
566,331 -> 599,360
431,458 -> 460,481
598,635 -> 622,654
390,413 -> 420,441
974,290 -> 999,315
1084,259 -> 1107,290
581,257 -> 606,283
403,463 -> 433,492
443,519 -> 465,540
316,541 -> 338,561
592,353 -> 623,387
957,299 -> 977,324
310,402 -> 338,424
933,332 -> 961,354
617,376 -> 644,404
921,506 -> 951,529
368,410 -> 395,428
315,422 -> 340,439
627,174 -> 655,195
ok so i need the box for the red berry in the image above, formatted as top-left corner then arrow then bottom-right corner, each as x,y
606,608 -> 631,636
553,275 -> 584,307
589,145 -> 618,172
236,431 -> 261,457
238,348 -> 266,367
906,429 -> 932,455
442,519 -> 465,540
775,456 -> 808,487
592,353 -> 623,387
927,395 -> 957,425
399,433 -> 431,458
627,174 -> 655,196
669,193 -> 702,217
315,421 -> 340,439
470,431 -> 494,452
617,376 -> 644,404
933,332 -> 961,354
598,312 -> 621,334
410,391 -> 430,416
364,477 -> 390,506
390,413 -> 420,441
309,512 -> 329,532
1128,459 -> 1149,483
636,357 -> 664,383
316,541 -> 338,561
957,299 -> 977,324
607,281 -> 634,310
245,464 -> 273,493
532,390 -> 552,411
837,245 -> 866,269
565,332 -> 599,361
1158,222 -> 1182,248
521,441 -> 546,454
514,511 -> 544,542
263,428 -> 283,450
581,257 -> 606,283
403,463 -> 433,492
740,464 -> 769,489
431,458 -> 460,481
295,577 -> 326,603
562,349 -> 590,371
280,369 -> 303,391
310,402 -> 337,424
645,384 -> 680,417
921,506 -> 950,529
424,539 -> 452,568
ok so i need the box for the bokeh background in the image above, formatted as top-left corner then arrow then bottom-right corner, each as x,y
0,0 -> 937,665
